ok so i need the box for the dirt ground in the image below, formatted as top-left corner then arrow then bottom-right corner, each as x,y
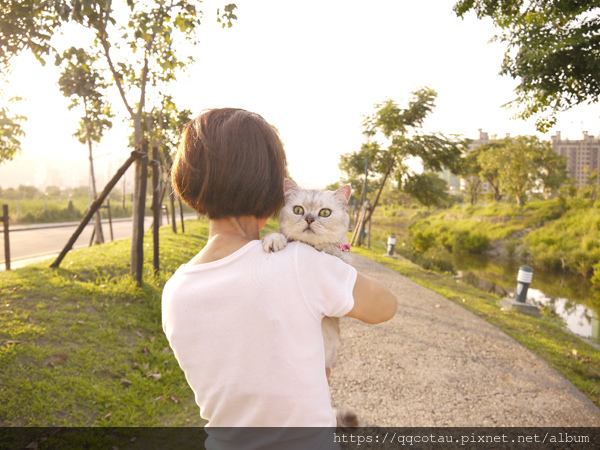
329,253 -> 600,427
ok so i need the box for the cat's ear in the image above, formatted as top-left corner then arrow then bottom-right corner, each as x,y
334,185 -> 352,204
283,178 -> 299,199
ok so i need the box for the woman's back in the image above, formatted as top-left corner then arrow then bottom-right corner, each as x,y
162,240 -> 356,427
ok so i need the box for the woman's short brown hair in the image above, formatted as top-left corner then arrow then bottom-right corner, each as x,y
171,108 -> 288,219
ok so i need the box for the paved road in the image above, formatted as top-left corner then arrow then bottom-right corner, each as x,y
0,216 -> 195,270
330,252 -> 600,427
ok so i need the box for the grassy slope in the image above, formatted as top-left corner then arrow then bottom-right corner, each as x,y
0,219 -> 231,427
352,240 -> 600,409
408,198 -> 565,241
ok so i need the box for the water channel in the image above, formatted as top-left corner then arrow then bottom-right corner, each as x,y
452,253 -> 600,343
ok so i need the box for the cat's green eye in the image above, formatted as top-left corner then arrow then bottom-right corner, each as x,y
319,208 -> 332,218
293,206 -> 304,215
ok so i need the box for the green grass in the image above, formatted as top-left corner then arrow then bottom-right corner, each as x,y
2,214 -> 598,429
399,198 -> 600,280
407,198 -> 565,241
0,219 -> 222,426
352,239 -> 600,409
0,218 -> 281,427
524,201 -> 600,276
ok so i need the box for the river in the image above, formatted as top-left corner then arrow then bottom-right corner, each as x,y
453,253 -> 600,343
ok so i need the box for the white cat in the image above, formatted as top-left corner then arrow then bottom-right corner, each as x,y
263,179 -> 352,371
263,180 -> 361,427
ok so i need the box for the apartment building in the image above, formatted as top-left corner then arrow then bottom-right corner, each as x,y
551,131 -> 600,187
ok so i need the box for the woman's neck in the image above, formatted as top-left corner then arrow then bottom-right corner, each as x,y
189,216 -> 265,265
208,216 -> 262,242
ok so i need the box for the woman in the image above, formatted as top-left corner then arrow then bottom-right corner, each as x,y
162,108 -> 396,446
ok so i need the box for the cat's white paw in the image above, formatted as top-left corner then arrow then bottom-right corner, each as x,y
262,233 -> 289,253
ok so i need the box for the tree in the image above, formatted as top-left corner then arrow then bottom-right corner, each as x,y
402,172 -> 451,207
1,1 -> 237,145
483,135 -> 564,206
0,0 -> 66,67
340,88 -> 463,244
455,146 -> 483,205
67,0 -> 235,146
57,47 -> 113,244
583,167 -> 599,201
534,144 -> 567,199
475,142 -> 504,201
0,98 -> 26,165
454,0 -> 600,132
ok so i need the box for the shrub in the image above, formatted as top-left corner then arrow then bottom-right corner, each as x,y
410,229 -> 437,253
504,240 -> 519,258
418,246 -> 455,274
438,230 -> 454,251
20,203 -> 83,224
582,237 -> 600,252
592,261 -> 600,286
568,250 -> 600,277
530,243 -> 563,272
452,230 -> 490,253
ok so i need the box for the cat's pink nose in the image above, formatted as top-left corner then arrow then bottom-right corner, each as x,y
306,217 -> 314,225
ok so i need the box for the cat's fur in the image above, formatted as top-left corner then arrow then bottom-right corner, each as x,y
263,180 -> 361,427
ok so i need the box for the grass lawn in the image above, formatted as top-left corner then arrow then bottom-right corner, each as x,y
352,239 -> 600,409
0,219 -> 228,427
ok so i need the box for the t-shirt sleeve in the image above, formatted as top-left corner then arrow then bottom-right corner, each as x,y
294,242 -> 357,319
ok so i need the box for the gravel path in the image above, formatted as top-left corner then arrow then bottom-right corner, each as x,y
329,253 -> 600,427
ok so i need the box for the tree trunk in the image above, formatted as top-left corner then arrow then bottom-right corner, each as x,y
363,160 -> 394,227
131,140 -> 148,284
88,138 -> 104,245
152,145 -> 160,275
516,193 -> 524,207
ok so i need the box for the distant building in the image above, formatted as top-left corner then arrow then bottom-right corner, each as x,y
551,131 -> 600,187
34,163 -> 80,189
437,167 -> 460,194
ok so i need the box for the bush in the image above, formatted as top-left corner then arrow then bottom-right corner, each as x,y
21,202 -> 83,224
568,250 -> 600,277
410,229 -> 437,253
592,261 -> 600,286
417,246 -> 455,274
530,243 -> 563,272
504,239 -> 519,258
582,237 -> 600,252
438,230 -> 454,251
452,230 -> 490,253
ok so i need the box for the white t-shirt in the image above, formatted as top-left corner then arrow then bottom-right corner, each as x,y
162,240 -> 356,428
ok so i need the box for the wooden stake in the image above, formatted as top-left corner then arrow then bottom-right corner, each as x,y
51,150 -> 140,269
106,200 -> 114,241
2,205 -> 10,271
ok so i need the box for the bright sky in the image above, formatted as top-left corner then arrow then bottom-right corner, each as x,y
1,0 -> 599,189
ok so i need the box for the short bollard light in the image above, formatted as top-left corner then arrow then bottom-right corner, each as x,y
500,264 -> 540,316
515,265 -> 533,303
387,234 -> 396,256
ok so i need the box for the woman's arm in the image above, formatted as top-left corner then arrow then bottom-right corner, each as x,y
345,272 -> 397,324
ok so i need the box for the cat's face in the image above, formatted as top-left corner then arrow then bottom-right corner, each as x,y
279,180 -> 351,246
